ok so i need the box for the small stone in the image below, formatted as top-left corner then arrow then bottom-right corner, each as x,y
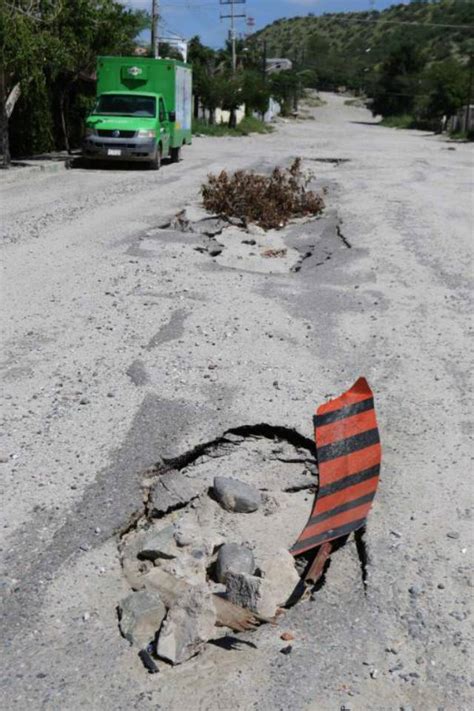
280,631 -> 295,641
82,612 -> 90,622
437,582 -> 445,589
156,585 -> 216,664
446,531 -> 460,539
79,398 -> 90,405
138,525 -> 178,562
280,645 -> 292,655
215,543 -> 255,583
213,476 -> 261,513
409,585 -> 422,596
370,668 -> 378,679
119,590 -> 166,648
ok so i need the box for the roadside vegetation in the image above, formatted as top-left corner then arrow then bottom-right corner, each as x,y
192,116 -> 273,137
250,0 -> 474,133
201,158 -> 325,230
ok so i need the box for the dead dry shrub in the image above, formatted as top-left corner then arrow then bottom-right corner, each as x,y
201,158 -> 324,230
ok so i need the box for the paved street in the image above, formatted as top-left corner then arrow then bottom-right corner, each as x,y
1,93 -> 472,710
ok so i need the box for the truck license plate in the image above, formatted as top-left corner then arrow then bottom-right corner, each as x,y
107,149 -> 122,156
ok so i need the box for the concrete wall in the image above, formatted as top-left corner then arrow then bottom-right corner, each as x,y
448,105 -> 474,133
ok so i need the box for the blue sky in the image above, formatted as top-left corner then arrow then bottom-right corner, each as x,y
124,1 -> 408,49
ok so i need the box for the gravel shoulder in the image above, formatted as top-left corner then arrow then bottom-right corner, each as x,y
1,93 -> 472,710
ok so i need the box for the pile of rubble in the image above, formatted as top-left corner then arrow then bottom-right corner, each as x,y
118,433 -> 317,668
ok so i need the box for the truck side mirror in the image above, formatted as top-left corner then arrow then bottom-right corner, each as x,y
168,111 -> 176,122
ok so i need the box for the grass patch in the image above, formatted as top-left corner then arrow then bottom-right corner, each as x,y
193,116 -> 273,137
449,130 -> 474,142
201,158 -> 325,230
380,114 -> 415,129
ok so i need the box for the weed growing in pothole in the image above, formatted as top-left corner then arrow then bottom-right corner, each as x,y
201,158 -> 325,230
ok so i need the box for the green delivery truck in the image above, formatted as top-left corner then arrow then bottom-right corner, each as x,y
83,56 -> 192,169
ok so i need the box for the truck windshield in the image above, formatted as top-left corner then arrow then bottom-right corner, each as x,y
93,94 -> 156,117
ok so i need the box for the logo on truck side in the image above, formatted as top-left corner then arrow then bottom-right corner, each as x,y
127,66 -> 142,77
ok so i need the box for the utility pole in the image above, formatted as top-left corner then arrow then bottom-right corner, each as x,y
220,0 -> 246,73
151,0 -> 159,58
464,54 -> 473,135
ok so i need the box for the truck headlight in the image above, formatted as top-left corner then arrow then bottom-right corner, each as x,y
137,129 -> 156,138
85,127 -> 97,136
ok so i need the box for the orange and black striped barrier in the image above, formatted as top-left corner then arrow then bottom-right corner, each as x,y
290,377 -> 381,587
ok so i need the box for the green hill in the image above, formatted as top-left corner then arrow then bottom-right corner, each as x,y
250,0 -> 474,92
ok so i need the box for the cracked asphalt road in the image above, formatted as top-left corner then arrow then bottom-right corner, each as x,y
1,93 -> 472,710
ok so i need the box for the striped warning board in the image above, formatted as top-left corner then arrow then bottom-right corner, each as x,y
291,377 -> 381,556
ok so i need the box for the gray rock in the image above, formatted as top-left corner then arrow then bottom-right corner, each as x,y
213,476 -> 261,513
138,525 -> 177,561
119,590 -> 166,648
150,470 -> 203,516
215,543 -> 255,583
156,585 -> 216,664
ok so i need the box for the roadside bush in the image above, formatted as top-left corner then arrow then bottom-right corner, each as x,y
201,158 -> 324,230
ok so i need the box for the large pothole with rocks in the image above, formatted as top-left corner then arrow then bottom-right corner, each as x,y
117,426 -> 319,671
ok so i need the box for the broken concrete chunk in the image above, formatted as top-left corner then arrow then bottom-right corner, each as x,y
215,543 -> 255,583
119,590 -> 166,648
226,548 -> 299,618
173,518 -> 200,547
225,572 -> 278,618
138,525 -> 178,562
159,547 -> 209,586
149,470 -> 204,516
121,556 -> 151,591
259,548 -> 300,607
213,476 -> 261,513
156,586 -> 216,664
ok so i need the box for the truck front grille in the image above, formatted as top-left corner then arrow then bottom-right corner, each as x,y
94,142 -> 135,148
97,129 -> 136,138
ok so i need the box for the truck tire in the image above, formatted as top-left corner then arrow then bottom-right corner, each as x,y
149,145 -> 161,171
170,146 -> 181,163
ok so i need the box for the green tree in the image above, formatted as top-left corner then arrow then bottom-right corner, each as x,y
0,0 -> 147,164
418,58 -> 469,127
370,41 -> 426,117
241,70 -> 269,117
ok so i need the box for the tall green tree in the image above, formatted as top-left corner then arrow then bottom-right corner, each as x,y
370,41 -> 426,117
0,0 -> 147,164
418,58 -> 469,127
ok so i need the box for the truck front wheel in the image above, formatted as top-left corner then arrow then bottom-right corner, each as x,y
170,146 -> 181,163
149,144 -> 161,171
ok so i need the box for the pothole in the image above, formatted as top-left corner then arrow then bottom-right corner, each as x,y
117,425 -> 320,669
306,158 -> 351,166
153,205 -> 351,275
